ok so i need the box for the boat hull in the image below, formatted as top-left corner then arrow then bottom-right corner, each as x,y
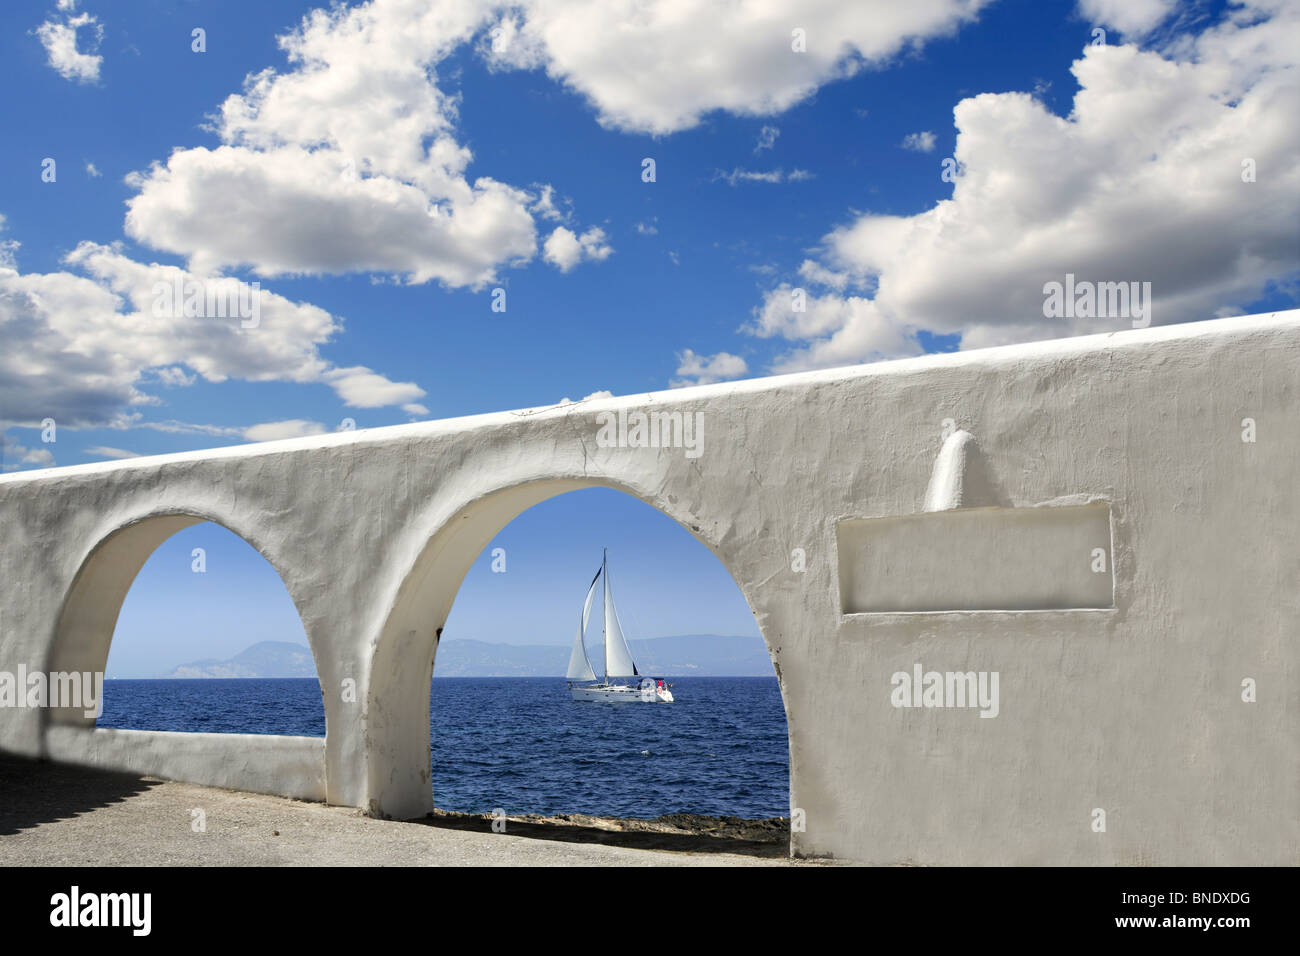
570,683 -> 673,704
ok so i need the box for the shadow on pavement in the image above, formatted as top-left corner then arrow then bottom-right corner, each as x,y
0,752 -> 158,836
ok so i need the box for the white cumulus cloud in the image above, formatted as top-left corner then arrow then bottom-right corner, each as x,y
242,420 -> 329,442
119,0 -> 995,283
1078,0 -> 1176,37
35,9 -> 103,84
1,436 -> 55,472
123,1 -> 549,288
485,0 -> 993,134
0,240 -> 426,430
672,350 -> 749,387
543,226 -> 613,272
557,388 -> 614,405
748,2 -> 1300,370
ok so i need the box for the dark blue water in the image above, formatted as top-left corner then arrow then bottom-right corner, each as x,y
100,678 -> 326,737
100,677 -> 789,818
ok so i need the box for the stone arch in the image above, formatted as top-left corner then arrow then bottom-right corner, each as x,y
362,475 -> 789,823
43,507 -> 322,732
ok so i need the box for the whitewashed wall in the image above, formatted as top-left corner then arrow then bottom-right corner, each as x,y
2,310 -> 1296,864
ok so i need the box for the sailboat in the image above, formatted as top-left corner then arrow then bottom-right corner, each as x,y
567,550 -> 674,704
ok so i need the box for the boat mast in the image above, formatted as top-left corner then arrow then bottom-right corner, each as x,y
602,548 -> 608,684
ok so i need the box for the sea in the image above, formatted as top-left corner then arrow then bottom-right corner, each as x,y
98,677 -> 789,819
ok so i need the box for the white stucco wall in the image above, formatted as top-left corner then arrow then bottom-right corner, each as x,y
1,310 -> 1297,864
44,727 -> 326,802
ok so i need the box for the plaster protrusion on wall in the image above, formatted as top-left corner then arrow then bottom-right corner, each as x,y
924,429 -> 976,511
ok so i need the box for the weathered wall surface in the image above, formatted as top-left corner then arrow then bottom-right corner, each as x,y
1,311 -> 1297,864
44,727 -> 326,802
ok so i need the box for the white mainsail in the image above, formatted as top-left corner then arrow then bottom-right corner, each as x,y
602,557 -> 639,679
568,550 -> 672,703
566,568 -> 601,682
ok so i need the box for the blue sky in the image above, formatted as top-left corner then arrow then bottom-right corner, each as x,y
107,489 -> 755,677
3,0 -> 1296,673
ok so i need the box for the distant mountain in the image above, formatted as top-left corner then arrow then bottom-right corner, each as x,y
160,636 -> 773,678
431,639 -> 567,677
631,635 -> 774,678
160,641 -> 316,678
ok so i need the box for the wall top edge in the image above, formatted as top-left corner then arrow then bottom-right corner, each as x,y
3,309 -> 1296,486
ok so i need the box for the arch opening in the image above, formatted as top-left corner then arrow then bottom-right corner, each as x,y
365,478 -> 792,848
431,488 -> 788,825
45,515 -> 324,738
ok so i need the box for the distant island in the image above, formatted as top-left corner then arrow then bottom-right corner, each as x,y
160,641 -> 317,679
156,635 -> 774,678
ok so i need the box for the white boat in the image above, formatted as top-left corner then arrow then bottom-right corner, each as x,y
567,550 -> 674,704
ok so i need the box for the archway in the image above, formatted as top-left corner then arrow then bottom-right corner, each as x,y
364,477 -> 791,833
96,521 -> 323,735
430,487 -> 787,826
39,511 -> 329,801
45,512 -> 321,724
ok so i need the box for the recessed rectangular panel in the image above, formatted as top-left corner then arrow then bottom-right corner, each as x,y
838,503 -> 1114,613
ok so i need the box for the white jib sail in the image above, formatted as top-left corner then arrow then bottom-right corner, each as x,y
566,568 -> 601,682
603,565 -> 639,678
